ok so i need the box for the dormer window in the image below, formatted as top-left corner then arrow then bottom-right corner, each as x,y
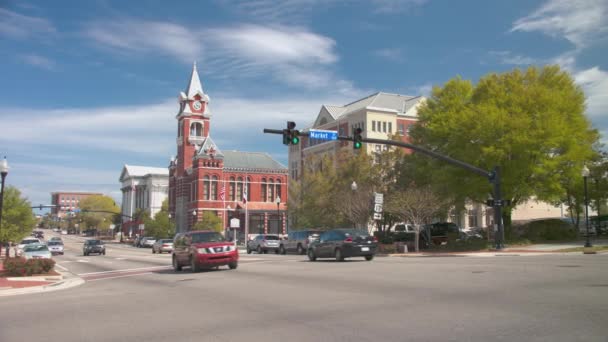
191,122 -> 203,137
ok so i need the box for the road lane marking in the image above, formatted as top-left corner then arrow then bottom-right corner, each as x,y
78,265 -> 171,276
55,264 -> 68,271
115,258 -> 126,260
85,272 -> 154,282
77,260 -> 90,263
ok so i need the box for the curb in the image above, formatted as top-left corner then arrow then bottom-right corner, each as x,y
0,270 -> 84,297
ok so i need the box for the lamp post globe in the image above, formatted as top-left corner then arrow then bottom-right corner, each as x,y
582,165 -> 592,248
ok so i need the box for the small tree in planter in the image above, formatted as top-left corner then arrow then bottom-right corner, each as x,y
386,186 -> 447,252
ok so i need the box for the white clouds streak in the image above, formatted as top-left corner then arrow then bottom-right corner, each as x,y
511,0 -> 608,49
575,67 -> 608,119
22,54 -> 56,70
373,48 -> 405,62
0,8 -> 56,39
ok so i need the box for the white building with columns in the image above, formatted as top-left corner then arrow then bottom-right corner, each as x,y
119,165 -> 169,230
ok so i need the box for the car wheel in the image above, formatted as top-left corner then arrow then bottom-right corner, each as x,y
228,261 -> 238,270
246,247 -> 252,254
365,255 -> 374,261
308,249 -> 316,261
256,246 -> 262,254
279,245 -> 286,255
190,256 -> 200,272
263,249 -> 268,254
172,255 -> 182,271
335,248 -> 344,262
297,245 -> 304,255
102,250 -> 106,255
152,248 -> 156,254
274,249 -> 279,254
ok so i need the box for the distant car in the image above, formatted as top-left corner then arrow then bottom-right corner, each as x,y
307,229 -> 377,261
22,243 -> 52,260
172,230 -> 238,272
246,234 -> 281,254
279,229 -> 322,255
140,237 -> 156,248
152,239 -> 174,254
83,239 -> 106,256
52,228 -> 60,233
61,230 -> 68,235
133,236 -> 143,247
17,238 -> 42,256
47,241 -> 64,255
49,237 -> 63,242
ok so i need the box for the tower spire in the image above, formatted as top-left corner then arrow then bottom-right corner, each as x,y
185,61 -> 204,99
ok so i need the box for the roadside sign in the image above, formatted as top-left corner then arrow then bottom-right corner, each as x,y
373,213 -> 382,220
138,224 -> 144,231
110,224 -> 116,230
374,193 -> 384,204
374,204 -> 383,213
309,129 -> 338,141
230,218 -> 240,228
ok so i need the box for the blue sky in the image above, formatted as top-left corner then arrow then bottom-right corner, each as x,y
1,0 -> 607,209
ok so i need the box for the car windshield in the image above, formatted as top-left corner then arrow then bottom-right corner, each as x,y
191,232 -> 225,243
161,239 -> 173,243
47,241 -> 63,246
87,240 -> 103,245
24,245 -> 48,252
263,235 -> 279,240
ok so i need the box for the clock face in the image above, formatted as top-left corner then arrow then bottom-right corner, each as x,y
192,101 -> 202,110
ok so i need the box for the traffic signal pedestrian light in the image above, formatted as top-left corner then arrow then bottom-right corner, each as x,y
353,128 -> 363,149
283,121 -> 300,145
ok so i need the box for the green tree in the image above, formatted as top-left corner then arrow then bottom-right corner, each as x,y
411,66 -> 599,227
193,211 -> 223,232
142,199 -> 175,238
0,186 -> 36,247
79,195 -> 120,232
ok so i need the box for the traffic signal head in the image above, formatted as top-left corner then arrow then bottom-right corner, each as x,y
282,129 -> 290,145
291,130 -> 300,145
287,121 -> 296,130
353,128 -> 363,149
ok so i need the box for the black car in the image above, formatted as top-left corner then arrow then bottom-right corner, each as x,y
83,239 -> 106,256
307,229 -> 377,261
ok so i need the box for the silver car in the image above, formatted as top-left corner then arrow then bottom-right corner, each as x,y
22,243 -> 52,260
246,234 -> 281,254
152,239 -> 174,254
17,238 -> 42,256
47,241 -> 64,255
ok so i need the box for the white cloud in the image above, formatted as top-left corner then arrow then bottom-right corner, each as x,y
21,54 -> 56,70
575,67 -> 608,119
490,51 -> 540,65
511,0 -> 608,49
85,20 -> 203,63
0,8 -> 56,39
371,0 -> 428,14
373,48 -> 405,62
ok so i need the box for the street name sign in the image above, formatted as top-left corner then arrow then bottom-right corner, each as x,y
309,129 -> 338,141
373,213 -> 382,220
374,193 -> 384,205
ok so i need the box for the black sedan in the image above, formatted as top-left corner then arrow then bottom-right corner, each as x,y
307,229 -> 377,261
83,239 -> 106,256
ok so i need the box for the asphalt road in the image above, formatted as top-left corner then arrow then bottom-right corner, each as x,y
1,233 -> 607,342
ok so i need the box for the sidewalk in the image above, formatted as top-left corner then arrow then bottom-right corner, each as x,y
0,257 -> 84,297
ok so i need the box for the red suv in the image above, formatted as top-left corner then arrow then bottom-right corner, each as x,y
172,231 -> 238,272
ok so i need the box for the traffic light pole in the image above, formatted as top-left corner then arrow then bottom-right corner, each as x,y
263,128 -> 506,249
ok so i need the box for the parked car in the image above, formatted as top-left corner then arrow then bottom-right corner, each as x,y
22,243 -> 52,260
47,240 -> 64,255
152,239 -> 174,254
141,237 -> 156,248
279,229 -> 322,255
172,230 -> 238,272
307,229 -> 377,261
17,238 -> 42,256
83,239 -> 106,256
246,234 -> 281,254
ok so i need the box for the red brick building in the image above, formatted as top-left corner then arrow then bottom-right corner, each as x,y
168,63 -> 288,240
51,191 -> 102,218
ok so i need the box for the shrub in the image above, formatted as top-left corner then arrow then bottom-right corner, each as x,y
2,257 -> 56,276
517,219 -> 577,242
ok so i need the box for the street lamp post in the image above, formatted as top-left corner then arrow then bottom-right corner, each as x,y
351,181 -> 357,229
0,157 -> 9,258
275,196 -> 281,235
582,165 -> 592,248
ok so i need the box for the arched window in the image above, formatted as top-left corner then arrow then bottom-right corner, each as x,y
190,122 -> 203,137
203,176 -> 210,200
276,180 -> 281,201
236,177 -> 243,201
261,178 -> 267,202
211,176 -> 218,200
268,178 -> 274,202
229,177 -> 235,201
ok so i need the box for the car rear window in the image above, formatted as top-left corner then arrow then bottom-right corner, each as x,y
343,230 -> 370,238
48,241 -> 63,246
264,235 -> 279,240
161,239 -> 173,243
24,245 -> 48,252
21,239 -> 39,244
88,240 -> 103,245
191,232 -> 225,243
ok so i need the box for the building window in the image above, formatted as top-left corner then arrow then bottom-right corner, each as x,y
276,181 -> 281,200
398,124 -> 404,134
236,177 -> 243,201
211,176 -> 218,200
190,122 -> 203,137
203,176 -> 210,200
388,122 -> 392,133
375,145 -> 381,152
382,121 -> 387,133
246,178 -> 251,202
468,209 -> 477,228
268,179 -> 274,202
339,127 -> 344,136
261,178 -> 267,202
229,177 -> 235,201
178,121 -> 183,137
406,124 -> 412,135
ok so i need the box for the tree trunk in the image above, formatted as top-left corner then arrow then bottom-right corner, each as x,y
414,230 -> 419,252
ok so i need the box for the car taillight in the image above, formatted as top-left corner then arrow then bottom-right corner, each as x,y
372,236 -> 378,243
344,237 -> 353,243
162,244 -> 170,247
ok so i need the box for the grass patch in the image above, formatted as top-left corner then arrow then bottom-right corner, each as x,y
429,239 -> 490,252
555,245 -> 608,253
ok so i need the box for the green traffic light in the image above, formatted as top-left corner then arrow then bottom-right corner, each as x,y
292,136 -> 300,145
354,141 -> 362,149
